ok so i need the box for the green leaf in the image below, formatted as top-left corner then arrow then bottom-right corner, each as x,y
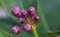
37,0 -> 60,37
38,0 -> 60,32
37,0 -> 49,37
0,29 -> 12,37
55,35 -> 60,37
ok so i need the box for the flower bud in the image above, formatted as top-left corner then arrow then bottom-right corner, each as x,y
11,25 -> 21,34
28,6 -> 36,16
18,17 -> 25,23
34,16 -> 40,23
11,6 -> 21,17
24,24 -> 32,31
21,10 -> 28,17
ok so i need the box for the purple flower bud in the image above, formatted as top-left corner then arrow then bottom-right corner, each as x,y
24,24 -> 32,31
11,6 -> 21,17
28,6 -> 36,16
11,25 -> 21,34
21,10 -> 28,17
18,17 -> 25,23
34,16 -> 40,23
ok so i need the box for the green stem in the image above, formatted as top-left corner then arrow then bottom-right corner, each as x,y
27,18 -> 39,37
32,25 -> 39,37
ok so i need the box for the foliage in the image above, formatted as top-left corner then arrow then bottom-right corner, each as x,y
0,0 -> 60,37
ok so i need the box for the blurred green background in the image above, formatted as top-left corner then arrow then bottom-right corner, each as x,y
0,0 -> 60,37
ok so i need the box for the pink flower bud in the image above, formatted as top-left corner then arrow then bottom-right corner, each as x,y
24,24 -> 32,31
28,6 -> 36,16
21,10 -> 28,17
11,6 -> 21,17
18,17 -> 25,23
34,16 -> 40,23
11,25 -> 21,34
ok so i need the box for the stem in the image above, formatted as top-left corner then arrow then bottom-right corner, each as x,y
27,18 -> 39,37
32,25 -> 39,37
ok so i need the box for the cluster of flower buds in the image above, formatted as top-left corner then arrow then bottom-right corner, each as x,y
11,6 -> 40,34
